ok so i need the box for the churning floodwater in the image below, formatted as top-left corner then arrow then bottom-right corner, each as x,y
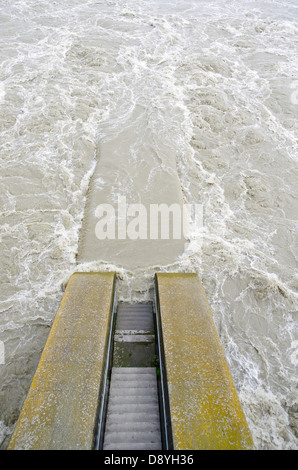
0,0 -> 298,449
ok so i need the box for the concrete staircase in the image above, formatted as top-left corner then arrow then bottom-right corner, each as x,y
102,303 -> 162,450
115,303 -> 154,332
103,368 -> 162,450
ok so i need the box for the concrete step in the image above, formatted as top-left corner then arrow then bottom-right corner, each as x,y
108,394 -> 158,405
116,320 -> 153,330
103,442 -> 161,450
108,387 -> 158,398
106,403 -> 160,415
116,325 -> 153,331
110,366 -> 157,375
103,431 -> 161,447
105,411 -> 160,424
109,368 -> 157,384
104,421 -> 161,432
118,303 -> 153,310
117,308 -> 153,313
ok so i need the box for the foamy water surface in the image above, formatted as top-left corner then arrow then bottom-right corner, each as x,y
0,0 -> 298,449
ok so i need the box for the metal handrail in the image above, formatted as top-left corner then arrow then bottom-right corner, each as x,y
94,277 -> 117,450
153,277 -> 173,450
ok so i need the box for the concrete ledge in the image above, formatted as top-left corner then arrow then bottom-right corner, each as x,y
155,272 -> 254,450
8,272 -> 115,450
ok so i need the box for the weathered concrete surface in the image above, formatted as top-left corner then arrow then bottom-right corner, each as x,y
155,272 -> 254,450
8,272 -> 115,450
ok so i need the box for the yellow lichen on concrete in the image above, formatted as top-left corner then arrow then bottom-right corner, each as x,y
8,272 -> 115,450
155,272 -> 254,450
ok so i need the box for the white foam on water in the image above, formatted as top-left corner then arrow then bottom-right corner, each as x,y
0,0 -> 297,449
0,82 -> 5,105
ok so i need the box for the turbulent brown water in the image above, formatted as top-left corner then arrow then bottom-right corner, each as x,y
0,0 -> 298,449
